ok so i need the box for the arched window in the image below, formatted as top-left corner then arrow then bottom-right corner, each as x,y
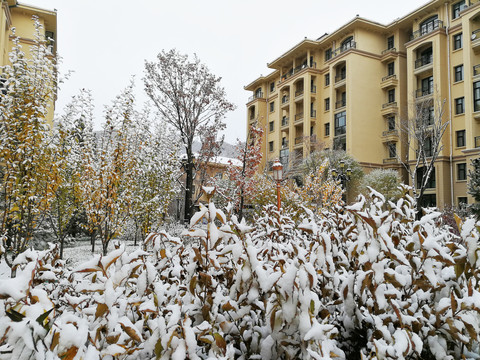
420,15 -> 438,35
341,36 -> 354,51
255,87 -> 262,98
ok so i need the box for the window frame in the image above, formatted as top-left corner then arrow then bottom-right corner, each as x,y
453,33 -> 463,50
324,97 -> 330,111
269,101 -> 275,112
457,162 -> 467,181
454,64 -> 464,82
455,97 -> 465,115
456,129 -> 466,147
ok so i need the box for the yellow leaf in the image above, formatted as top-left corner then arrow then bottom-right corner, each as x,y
213,333 -> 226,354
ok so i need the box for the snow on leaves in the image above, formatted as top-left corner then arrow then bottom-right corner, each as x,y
1,187 -> 480,359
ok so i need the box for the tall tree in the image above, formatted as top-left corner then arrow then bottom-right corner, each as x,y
468,158 -> 480,219
399,97 -> 448,214
0,19 -> 59,266
144,49 -> 235,223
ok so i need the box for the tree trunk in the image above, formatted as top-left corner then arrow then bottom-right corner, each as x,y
184,152 -> 194,224
91,231 -> 96,253
238,187 -> 245,223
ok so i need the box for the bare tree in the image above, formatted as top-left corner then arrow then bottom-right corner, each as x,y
399,96 -> 449,213
144,50 -> 235,223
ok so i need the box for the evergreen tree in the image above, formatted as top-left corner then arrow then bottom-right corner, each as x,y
468,158 -> 480,219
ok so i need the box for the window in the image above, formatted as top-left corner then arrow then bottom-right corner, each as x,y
387,116 -> 396,130
325,48 -> 332,61
417,166 -> 436,189
457,163 -> 467,180
325,73 -> 330,86
456,130 -> 466,147
453,33 -> 463,50
270,82 -> 275,93
420,194 -> 437,208
452,1 -> 466,19
420,15 -> 438,36
255,88 -> 262,98
474,81 -> 480,112
425,137 -> 433,157
454,65 -> 464,82
458,197 -> 468,207
341,36 -> 354,51
426,106 -> 434,125
325,98 -> 330,111
388,89 -> 395,103
334,111 -> 346,136
387,35 -> 394,50
269,101 -> 274,112
269,121 -> 274,132
387,62 -> 395,76
269,141 -> 274,152
325,123 -> 330,136
421,76 -> 434,96
249,106 -> 255,120
455,97 -> 465,114
281,137 -> 287,148
388,143 -> 396,158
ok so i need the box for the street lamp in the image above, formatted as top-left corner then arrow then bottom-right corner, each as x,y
272,159 -> 283,211
332,160 -> 352,202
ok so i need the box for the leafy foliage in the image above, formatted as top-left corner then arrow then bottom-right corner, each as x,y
360,168 -> 402,203
2,187 -> 480,359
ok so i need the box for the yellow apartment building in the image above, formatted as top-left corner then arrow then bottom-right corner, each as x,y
1,0 -> 57,121
245,0 -> 480,209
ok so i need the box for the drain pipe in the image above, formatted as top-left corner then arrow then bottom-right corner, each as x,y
445,3 -> 455,207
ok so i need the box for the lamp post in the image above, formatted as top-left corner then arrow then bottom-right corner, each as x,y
331,160 -> 352,203
272,159 -> 283,211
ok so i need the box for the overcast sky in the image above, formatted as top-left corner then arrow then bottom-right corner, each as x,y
24,0 -> 425,144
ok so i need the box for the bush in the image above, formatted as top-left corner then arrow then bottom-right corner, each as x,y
1,187 -> 480,359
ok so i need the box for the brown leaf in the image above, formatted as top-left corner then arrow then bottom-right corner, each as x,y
189,276 -> 197,295
106,333 -> 121,344
50,331 -> 60,351
222,301 -> 235,312
451,291 -> 457,315
120,322 -> 141,342
214,333 -> 226,354
95,303 -> 109,320
61,346 -> 79,360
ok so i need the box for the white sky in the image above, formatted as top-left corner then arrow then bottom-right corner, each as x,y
24,0 -> 425,143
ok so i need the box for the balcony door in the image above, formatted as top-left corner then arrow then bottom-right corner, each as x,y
420,15 -> 438,35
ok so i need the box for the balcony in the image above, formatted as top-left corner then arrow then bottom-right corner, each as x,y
474,64 -> 480,77
410,20 -> 444,41
472,29 -> 480,53
278,62 -> 317,85
382,129 -> 399,143
332,42 -> 356,57
295,89 -> 304,98
381,101 -> 398,116
381,47 -> 397,62
416,88 -> 433,99
248,92 -> 264,102
414,56 -> 433,76
381,74 -> 398,89
294,136 -> 304,147
281,116 -> 289,128
281,140 -> 289,149
335,100 -> 346,109
294,112 -> 304,122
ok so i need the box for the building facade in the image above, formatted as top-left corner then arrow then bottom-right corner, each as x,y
1,0 -> 57,121
245,0 -> 480,209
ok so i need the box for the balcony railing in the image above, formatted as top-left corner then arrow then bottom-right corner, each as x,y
410,20 -> 444,40
381,47 -> 396,55
310,110 -> 317,118
335,73 -> 346,83
282,96 -> 289,104
295,112 -> 304,121
415,55 -> 433,69
333,42 -> 356,57
281,141 -> 289,149
335,100 -> 346,109
281,117 -> 289,127
382,74 -> 397,82
474,64 -> 480,77
248,92 -> 264,102
295,89 -> 304,97
416,88 -> 433,98
295,136 -> 304,145
334,126 -> 346,136
382,101 -> 397,108
382,129 -> 398,137
278,62 -> 317,85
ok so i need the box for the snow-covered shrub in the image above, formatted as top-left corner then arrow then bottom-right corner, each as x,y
1,186 -> 480,359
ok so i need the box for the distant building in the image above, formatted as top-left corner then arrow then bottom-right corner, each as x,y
1,0 -> 57,122
245,0 -> 480,209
